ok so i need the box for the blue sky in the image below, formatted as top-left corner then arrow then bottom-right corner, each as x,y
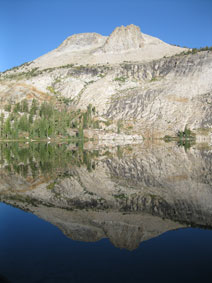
1,0 -> 212,71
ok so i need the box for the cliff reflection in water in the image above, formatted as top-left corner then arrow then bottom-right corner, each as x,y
0,141 -> 212,250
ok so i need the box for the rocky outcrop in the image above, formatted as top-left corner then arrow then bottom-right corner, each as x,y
57,33 -> 107,52
97,24 -> 145,53
0,25 -> 211,138
83,129 -> 143,145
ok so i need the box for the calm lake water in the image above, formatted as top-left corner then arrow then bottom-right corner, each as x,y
0,142 -> 212,282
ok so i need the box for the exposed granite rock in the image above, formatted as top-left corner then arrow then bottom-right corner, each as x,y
31,24 -> 186,67
0,25 -> 211,138
97,24 -> 145,53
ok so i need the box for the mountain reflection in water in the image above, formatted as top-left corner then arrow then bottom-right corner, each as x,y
0,141 -> 212,282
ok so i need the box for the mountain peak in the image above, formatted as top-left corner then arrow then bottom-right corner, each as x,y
57,32 -> 107,52
33,24 -> 187,67
98,24 -> 145,53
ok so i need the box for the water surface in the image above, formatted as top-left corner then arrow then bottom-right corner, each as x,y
0,142 -> 212,282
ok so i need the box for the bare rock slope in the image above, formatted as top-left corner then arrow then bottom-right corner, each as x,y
1,24 -> 212,138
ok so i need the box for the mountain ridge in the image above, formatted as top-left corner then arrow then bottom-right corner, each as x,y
32,24 -> 187,68
0,24 -> 212,139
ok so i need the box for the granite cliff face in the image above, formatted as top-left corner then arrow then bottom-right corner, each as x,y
0,24 -> 212,138
96,24 -> 145,53
1,143 -> 212,249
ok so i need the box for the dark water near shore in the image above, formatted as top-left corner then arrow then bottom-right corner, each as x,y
0,142 -> 212,282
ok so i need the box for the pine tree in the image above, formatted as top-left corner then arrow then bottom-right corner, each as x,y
18,114 -> 29,132
0,113 -> 4,138
4,117 -> 12,138
21,100 -> 29,113
30,99 -> 38,115
13,103 -> 20,113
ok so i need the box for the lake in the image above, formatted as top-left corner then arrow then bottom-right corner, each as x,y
0,141 -> 212,282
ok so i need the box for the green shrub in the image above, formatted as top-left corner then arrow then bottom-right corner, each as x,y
114,77 -> 126,82
4,104 -> 11,112
177,127 -> 194,139
177,46 -> 212,56
46,86 -> 57,94
47,182 -> 55,190
150,77 -> 158,82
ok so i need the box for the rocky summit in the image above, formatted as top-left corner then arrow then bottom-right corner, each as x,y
29,24 -> 187,67
0,24 -> 212,139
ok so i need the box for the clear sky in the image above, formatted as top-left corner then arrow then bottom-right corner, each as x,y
1,0 -> 212,72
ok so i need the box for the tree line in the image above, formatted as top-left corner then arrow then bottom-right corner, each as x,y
0,99 -> 98,140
